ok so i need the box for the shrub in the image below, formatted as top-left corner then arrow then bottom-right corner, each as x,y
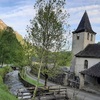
0,76 -> 3,84
0,66 -> 12,78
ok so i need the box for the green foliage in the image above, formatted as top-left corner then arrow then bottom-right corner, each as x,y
0,66 -> 12,78
0,86 -> 18,100
55,51 -> 72,66
27,0 -> 70,88
98,42 -> 100,44
0,76 -> 3,84
0,27 -> 24,67
22,36 -> 37,67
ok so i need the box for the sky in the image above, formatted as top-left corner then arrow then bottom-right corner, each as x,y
0,0 -> 100,43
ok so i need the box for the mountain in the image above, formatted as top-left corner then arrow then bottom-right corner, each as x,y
0,19 -> 24,44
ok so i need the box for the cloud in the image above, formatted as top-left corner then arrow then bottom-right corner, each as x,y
1,5 -> 35,18
67,4 -> 100,43
68,4 -> 100,27
67,0 -> 100,8
0,1 -> 35,37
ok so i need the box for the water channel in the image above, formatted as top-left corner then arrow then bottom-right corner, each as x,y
4,70 -> 29,96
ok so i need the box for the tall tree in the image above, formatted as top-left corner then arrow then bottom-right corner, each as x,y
27,0 -> 70,99
23,35 -> 36,67
0,27 -> 24,67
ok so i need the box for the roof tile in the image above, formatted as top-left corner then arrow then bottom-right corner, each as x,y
76,44 -> 100,58
80,62 -> 100,77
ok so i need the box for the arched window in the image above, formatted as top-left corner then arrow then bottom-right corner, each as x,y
84,60 -> 88,69
91,34 -> 93,41
87,33 -> 89,40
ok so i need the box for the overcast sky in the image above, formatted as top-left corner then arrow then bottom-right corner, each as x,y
0,0 -> 100,43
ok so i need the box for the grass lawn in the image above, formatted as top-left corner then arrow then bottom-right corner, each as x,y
0,85 -> 18,100
21,73 -> 43,87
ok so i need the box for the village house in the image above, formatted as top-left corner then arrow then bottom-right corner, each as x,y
71,11 -> 100,89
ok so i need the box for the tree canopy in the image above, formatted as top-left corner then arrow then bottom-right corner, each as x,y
27,0 -> 70,87
27,0 -> 70,99
0,27 -> 24,66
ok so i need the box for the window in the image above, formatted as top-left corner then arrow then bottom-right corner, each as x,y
77,34 -> 79,40
84,60 -> 88,69
77,36 -> 80,40
87,33 -> 89,40
91,34 -> 93,41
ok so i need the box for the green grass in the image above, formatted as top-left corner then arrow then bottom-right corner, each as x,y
21,73 -> 43,87
0,84 -> 18,100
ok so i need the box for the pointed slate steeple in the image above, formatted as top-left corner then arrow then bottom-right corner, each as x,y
73,11 -> 96,34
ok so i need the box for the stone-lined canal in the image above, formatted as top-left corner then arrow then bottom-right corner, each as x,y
4,70 -> 29,96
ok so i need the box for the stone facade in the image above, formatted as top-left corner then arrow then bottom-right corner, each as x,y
72,32 -> 95,55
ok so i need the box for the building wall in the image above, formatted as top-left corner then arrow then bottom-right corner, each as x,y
83,32 -> 95,48
75,57 -> 100,76
72,32 -> 95,55
72,32 -> 84,55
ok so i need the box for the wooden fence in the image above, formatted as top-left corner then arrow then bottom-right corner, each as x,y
17,85 -> 69,100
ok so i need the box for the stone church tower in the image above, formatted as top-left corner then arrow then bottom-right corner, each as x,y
70,11 -> 96,73
72,11 -> 96,55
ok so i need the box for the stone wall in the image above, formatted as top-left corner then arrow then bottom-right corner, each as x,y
18,73 -> 34,87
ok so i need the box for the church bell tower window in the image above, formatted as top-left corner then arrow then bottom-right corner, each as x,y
77,34 -> 79,40
91,34 -> 93,41
84,60 -> 88,69
87,33 -> 89,40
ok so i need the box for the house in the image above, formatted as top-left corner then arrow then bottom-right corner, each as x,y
71,11 -> 100,89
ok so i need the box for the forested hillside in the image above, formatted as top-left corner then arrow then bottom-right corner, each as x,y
0,20 -> 23,44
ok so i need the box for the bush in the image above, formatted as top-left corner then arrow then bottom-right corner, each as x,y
0,76 -> 3,84
4,66 -> 12,72
0,87 -> 18,100
0,66 -> 12,78
0,68 -> 5,78
0,84 -> 8,92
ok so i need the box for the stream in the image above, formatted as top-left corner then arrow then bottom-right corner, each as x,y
4,70 -> 29,96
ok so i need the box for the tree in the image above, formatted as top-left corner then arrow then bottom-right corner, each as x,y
56,51 -> 72,66
27,0 -> 70,99
23,35 -> 36,67
0,27 -> 24,67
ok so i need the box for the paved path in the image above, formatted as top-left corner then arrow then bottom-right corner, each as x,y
26,67 -> 56,86
25,67 -> 100,100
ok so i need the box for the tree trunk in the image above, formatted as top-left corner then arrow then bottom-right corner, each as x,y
44,74 -> 48,87
32,52 -> 44,100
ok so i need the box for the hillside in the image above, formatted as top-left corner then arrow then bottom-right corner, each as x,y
14,31 -> 24,44
0,19 -> 23,44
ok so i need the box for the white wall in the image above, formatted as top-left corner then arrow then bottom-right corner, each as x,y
75,57 -> 100,76
72,32 -> 84,55
83,32 -> 95,48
